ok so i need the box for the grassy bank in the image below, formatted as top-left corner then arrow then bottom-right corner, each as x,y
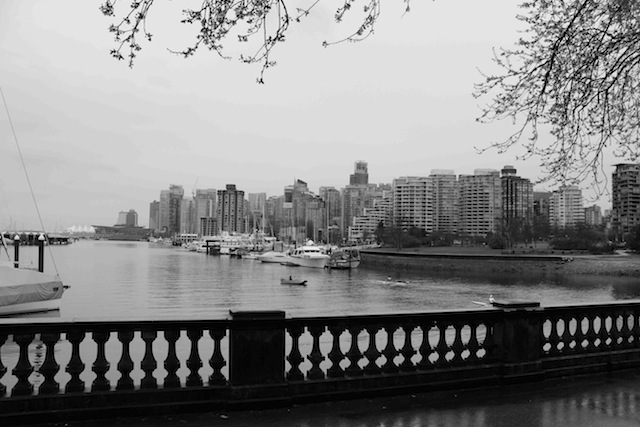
364,246 -> 640,277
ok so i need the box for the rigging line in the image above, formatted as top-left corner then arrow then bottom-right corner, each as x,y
0,85 -> 61,278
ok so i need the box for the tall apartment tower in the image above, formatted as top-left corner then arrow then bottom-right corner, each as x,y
458,169 -> 502,237
611,163 -> 640,240
350,161 -> 369,185
549,186 -> 585,229
148,200 -> 159,233
194,189 -> 217,236
158,185 -> 184,235
584,205 -> 603,227
319,186 -> 342,243
217,184 -> 245,234
500,165 -> 534,233
392,176 -> 433,232
430,170 -> 458,233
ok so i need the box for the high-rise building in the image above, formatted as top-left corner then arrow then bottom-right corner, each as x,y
194,189 -> 216,236
611,163 -> 640,240
248,193 -> 267,232
549,186 -> 585,229
500,165 -> 534,239
392,176 -> 433,232
217,184 -> 245,233
158,185 -> 184,235
430,170 -> 458,233
125,209 -> 138,227
319,187 -> 342,243
584,205 -> 603,227
458,169 -> 502,237
349,161 -> 369,185
148,200 -> 159,233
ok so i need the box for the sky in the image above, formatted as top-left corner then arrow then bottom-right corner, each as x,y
0,0 -> 618,230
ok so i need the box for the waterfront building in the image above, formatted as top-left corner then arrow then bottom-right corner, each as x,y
194,189 -> 216,237
180,198 -> 195,234
500,165 -> 534,241
319,186 -> 342,243
533,191 -> 552,239
148,200 -> 159,233
158,185 -> 184,236
217,184 -> 245,234
458,169 -> 502,237
349,197 -> 392,243
611,163 -> 640,241
392,176 -> 434,232
549,186 -> 585,229
584,205 -> 603,227
430,170 -> 458,233
247,192 -> 267,232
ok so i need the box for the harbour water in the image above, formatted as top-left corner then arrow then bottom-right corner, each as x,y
11,239 -> 640,320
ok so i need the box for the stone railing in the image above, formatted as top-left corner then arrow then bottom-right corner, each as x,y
1,301 -> 640,424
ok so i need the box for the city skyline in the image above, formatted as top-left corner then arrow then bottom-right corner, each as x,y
0,1 -> 620,230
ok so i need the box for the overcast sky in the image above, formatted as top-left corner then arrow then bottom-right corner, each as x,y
0,1 -> 616,230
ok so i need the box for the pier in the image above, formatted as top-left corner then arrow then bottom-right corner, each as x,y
1,300 -> 640,424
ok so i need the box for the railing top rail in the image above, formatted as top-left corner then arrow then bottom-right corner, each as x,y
287,307 -> 505,325
0,316 -> 230,332
542,300 -> 640,312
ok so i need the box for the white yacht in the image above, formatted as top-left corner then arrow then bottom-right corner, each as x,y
285,244 -> 330,269
256,251 -> 288,263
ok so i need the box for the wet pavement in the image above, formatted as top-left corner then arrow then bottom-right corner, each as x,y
32,370 -> 640,427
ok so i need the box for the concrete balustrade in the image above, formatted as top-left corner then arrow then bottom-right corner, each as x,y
0,301 -> 639,424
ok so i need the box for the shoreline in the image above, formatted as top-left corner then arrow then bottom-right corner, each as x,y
361,247 -> 640,277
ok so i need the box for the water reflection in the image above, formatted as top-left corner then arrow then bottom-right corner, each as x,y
9,240 -> 639,320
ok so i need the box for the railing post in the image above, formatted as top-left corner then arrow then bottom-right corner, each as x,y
492,300 -> 544,383
228,311 -> 287,404
38,234 -> 45,272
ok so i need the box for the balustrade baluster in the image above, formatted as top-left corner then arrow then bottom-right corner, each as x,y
116,330 -> 135,391
621,311 -> 632,348
306,325 -> 325,380
611,312 -> 623,349
417,323 -> 434,370
186,329 -> 203,387
140,330 -> 157,389
449,322 -> 464,365
363,324 -> 381,375
399,324 -> 416,372
0,333 -> 6,396
434,323 -> 450,368
482,321 -> 497,361
546,316 -> 561,356
585,314 -> 597,352
381,324 -> 399,374
12,333 -> 35,396
345,325 -> 363,377
576,315 -> 588,352
163,329 -> 180,388
563,315 -> 576,354
286,325 -> 304,381
65,330 -> 86,393
632,310 -> 640,348
466,321 -> 479,363
38,332 -> 60,395
208,328 -> 226,386
91,331 -> 111,392
327,325 -> 345,378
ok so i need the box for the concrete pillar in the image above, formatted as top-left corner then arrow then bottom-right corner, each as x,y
492,300 -> 544,383
229,310 -> 286,386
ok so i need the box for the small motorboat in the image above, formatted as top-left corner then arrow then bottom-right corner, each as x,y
280,276 -> 307,286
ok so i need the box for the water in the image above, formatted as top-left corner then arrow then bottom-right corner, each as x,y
10,240 -> 639,320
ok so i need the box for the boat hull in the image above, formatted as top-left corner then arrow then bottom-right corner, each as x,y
1,267 -> 66,316
0,298 -> 62,316
284,256 -> 328,269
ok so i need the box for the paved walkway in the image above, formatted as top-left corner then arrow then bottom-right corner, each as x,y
32,371 -> 640,427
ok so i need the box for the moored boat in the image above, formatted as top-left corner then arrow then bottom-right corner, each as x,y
328,247 -> 361,269
284,244 -> 330,269
257,251 -> 288,263
0,266 -> 67,316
